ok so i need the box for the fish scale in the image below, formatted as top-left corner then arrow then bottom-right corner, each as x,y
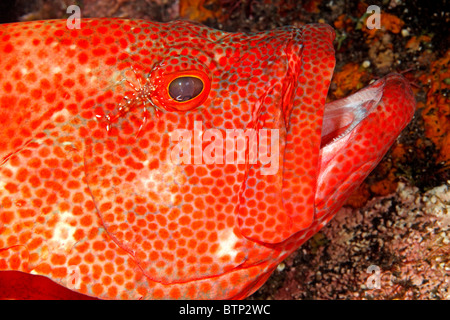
0,18 -> 415,299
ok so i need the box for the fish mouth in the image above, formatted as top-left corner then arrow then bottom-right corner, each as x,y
319,72 -> 415,162
320,86 -> 383,149
315,73 -> 415,213
319,77 -> 384,163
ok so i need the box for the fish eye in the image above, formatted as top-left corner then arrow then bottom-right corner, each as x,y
149,67 -> 211,112
168,76 -> 204,102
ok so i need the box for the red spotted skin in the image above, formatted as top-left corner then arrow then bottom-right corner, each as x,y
0,19 -> 415,299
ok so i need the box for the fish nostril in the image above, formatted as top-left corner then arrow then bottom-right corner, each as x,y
168,76 -> 204,102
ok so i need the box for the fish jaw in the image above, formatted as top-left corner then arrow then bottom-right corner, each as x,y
316,73 -> 416,220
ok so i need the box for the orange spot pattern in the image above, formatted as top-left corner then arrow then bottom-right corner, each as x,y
0,19 -> 415,299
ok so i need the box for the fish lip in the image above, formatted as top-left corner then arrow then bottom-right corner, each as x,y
315,73 -> 416,210
319,73 -> 415,155
318,73 -> 405,173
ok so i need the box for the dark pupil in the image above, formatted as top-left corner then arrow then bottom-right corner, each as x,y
168,77 -> 204,102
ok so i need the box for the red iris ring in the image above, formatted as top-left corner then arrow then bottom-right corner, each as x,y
152,70 -> 210,111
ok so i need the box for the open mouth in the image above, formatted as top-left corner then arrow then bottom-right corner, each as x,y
319,77 -> 384,163
314,73 -> 415,215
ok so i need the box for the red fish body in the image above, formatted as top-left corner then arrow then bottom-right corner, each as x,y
0,18 -> 415,299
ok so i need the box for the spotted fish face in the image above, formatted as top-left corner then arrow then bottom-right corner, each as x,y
0,19 -> 415,299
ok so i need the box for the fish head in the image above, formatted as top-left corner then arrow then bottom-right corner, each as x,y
0,19 -> 415,299
81,22 -> 338,286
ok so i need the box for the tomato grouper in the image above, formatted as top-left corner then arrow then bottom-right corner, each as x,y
0,18 -> 415,299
